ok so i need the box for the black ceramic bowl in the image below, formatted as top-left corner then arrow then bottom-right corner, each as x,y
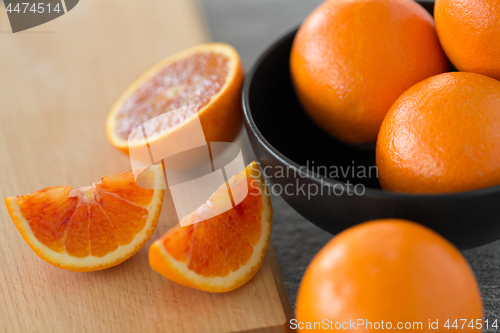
242,1 -> 500,250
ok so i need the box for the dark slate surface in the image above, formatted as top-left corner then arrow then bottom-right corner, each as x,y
199,0 -> 500,324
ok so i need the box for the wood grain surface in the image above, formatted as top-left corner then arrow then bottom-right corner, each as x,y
0,1 -> 293,332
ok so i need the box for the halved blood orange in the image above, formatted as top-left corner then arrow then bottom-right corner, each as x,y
106,43 -> 245,155
149,161 -> 272,292
5,165 -> 164,272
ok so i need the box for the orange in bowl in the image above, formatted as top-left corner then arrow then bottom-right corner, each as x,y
377,72 -> 500,194
435,0 -> 500,80
290,0 -> 449,144
296,219 -> 483,332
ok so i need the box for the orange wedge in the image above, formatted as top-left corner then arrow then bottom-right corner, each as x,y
5,165 -> 164,272
149,161 -> 272,292
106,43 -> 245,155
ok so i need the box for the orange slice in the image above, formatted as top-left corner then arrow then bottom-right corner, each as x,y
106,43 -> 245,155
5,165 -> 164,272
149,161 -> 272,292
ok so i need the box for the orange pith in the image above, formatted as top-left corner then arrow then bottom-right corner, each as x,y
115,52 -> 230,140
106,43 -> 245,154
5,166 -> 164,272
149,161 -> 272,293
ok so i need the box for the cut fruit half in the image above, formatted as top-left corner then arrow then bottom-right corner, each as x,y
5,165 -> 165,272
149,161 -> 272,293
106,42 -> 245,155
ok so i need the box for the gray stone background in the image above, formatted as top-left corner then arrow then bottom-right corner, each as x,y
199,0 -> 500,324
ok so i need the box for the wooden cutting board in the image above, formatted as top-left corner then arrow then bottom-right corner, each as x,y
0,1 -> 293,332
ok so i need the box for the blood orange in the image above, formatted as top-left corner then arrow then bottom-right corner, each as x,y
149,161 -> 272,292
5,165 -> 164,272
106,43 -> 245,155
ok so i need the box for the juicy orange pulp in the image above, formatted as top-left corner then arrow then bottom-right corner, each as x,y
115,51 -> 230,140
16,172 -> 155,257
5,166 -> 164,271
164,176 -> 263,277
149,161 -> 272,292
106,43 -> 245,155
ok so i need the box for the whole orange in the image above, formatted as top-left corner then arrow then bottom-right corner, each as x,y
435,0 -> 500,80
377,72 -> 500,194
295,219 -> 483,332
290,0 -> 449,144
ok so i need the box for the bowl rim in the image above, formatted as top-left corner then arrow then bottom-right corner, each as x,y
241,26 -> 500,200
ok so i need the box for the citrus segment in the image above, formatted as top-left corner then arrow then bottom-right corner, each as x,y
5,165 -> 164,272
149,161 -> 272,293
106,43 -> 245,154
10,186 -> 77,253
